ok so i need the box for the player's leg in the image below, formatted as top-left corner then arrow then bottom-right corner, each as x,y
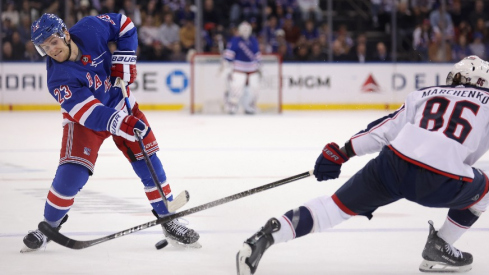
226,71 -> 247,114
115,105 -> 200,247
22,122 -> 107,252
237,147 -> 400,274
419,170 -> 489,273
243,72 -> 260,114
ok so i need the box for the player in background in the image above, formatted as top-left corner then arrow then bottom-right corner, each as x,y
221,21 -> 262,114
21,13 -> 201,252
236,55 -> 489,274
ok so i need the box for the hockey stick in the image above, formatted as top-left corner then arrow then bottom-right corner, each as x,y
116,78 -> 189,212
38,170 -> 313,249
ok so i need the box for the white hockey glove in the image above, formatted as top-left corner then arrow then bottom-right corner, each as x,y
108,110 -> 150,142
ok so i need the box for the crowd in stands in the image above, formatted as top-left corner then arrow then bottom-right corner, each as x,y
1,0 -> 489,62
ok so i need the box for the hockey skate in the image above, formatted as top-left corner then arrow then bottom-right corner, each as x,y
152,210 -> 201,248
236,218 -> 280,275
419,220 -> 473,273
20,215 -> 69,253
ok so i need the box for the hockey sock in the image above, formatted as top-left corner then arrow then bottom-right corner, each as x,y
438,208 -> 480,245
304,195 -> 352,232
44,163 -> 89,227
272,206 -> 314,244
132,154 -> 173,216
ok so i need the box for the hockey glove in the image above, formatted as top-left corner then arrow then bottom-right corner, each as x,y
313,142 -> 349,181
109,110 -> 150,142
111,50 -> 137,85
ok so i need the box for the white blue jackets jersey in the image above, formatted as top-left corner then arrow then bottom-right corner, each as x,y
223,36 -> 261,72
350,84 -> 489,180
45,13 -> 137,132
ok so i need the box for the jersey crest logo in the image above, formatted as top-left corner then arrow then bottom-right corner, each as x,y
81,55 -> 92,66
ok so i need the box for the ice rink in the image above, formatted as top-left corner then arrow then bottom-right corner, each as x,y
1,110 -> 488,275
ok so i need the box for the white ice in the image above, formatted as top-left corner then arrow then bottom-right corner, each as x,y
1,111 -> 488,275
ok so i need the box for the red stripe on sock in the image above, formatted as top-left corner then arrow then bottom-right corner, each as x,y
47,191 -> 74,208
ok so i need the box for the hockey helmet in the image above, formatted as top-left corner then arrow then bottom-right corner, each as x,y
446,55 -> 489,88
31,13 -> 67,57
238,21 -> 252,39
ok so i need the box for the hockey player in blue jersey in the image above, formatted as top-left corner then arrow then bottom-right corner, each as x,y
22,13 -> 201,252
237,56 -> 489,274
222,21 -> 262,114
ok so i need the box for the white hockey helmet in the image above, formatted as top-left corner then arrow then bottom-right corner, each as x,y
238,21 -> 252,39
446,55 -> 489,88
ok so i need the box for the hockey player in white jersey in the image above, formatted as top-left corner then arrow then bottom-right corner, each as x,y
237,55 -> 489,274
222,21 -> 262,114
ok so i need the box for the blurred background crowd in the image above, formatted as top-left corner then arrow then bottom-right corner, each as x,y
1,0 -> 488,63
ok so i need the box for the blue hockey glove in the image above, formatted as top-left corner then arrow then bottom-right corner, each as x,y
313,142 -> 349,181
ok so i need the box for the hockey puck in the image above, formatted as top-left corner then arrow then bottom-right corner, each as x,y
155,239 -> 169,250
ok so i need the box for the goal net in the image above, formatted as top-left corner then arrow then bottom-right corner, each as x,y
190,54 -> 282,114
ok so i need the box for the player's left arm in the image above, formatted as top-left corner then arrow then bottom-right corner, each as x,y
95,13 -> 138,85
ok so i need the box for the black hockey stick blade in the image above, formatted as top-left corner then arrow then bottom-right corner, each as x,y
39,170 -> 313,250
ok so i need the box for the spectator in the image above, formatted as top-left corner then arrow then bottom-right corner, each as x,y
332,39 -> 349,62
348,42 -> 368,63
473,18 -> 489,44
179,16 -> 196,52
371,42 -> 390,62
277,42 -> 294,61
2,1 -> 20,27
203,0 -> 221,26
308,41 -> 327,61
294,43 -> 309,61
413,19 -> 434,61
1,18 -> 14,43
147,41 -> 169,61
119,0 -> 142,27
301,19 -> 318,47
448,0 -> 464,27
138,14 -> 160,59
468,0 -> 487,31
17,14 -> 31,44
24,41 -> 42,62
10,31 -> 25,60
2,41 -> 14,61
452,34 -> 472,62
261,16 -> 281,52
469,32 -> 486,60
169,42 -> 186,61
333,24 -> 353,55
282,14 -> 301,46
159,13 -> 180,49
429,2 -> 453,37
297,0 -> 322,23
176,3 -> 195,25
428,31 -> 451,62
163,0 -> 186,12
100,0 -> 116,14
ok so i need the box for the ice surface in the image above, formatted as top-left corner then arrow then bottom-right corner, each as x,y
1,111 -> 488,275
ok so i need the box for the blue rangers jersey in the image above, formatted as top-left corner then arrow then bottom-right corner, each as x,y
223,36 -> 261,73
45,13 -> 137,131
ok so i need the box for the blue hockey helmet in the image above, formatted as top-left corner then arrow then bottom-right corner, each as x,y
31,13 -> 67,57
